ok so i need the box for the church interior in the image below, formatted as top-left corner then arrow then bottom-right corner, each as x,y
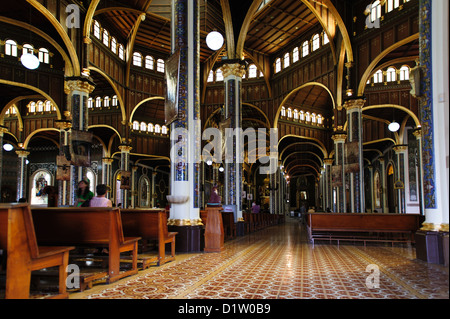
0,0 -> 448,300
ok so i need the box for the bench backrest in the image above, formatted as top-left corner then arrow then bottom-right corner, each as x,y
0,204 -> 39,259
307,213 -> 421,232
31,207 -> 124,245
121,209 -> 167,240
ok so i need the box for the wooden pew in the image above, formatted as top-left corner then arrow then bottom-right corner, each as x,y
31,207 -> 140,285
0,204 -> 74,299
121,208 -> 178,268
306,212 -> 422,246
221,211 -> 236,240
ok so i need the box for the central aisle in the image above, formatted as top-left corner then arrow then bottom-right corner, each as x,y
72,218 -> 448,299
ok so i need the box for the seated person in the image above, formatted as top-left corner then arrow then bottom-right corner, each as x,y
89,184 -> 112,207
207,186 -> 222,207
251,202 -> 261,213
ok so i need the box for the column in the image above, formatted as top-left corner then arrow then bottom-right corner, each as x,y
378,158 -> 388,213
55,119 -> 72,206
332,133 -> 347,212
118,144 -> 132,209
130,165 -> 138,208
343,98 -> 366,213
168,0 -> 202,252
323,158 -> 333,211
15,150 -> 30,201
367,165 -> 374,213
64,78 -> 95,205
412,129 -> 425,215
393,145 -> 408,214
414,0 -> 449,264
102,157 -> 114,199
0,125 -> 6,190
221,62 -> 246,224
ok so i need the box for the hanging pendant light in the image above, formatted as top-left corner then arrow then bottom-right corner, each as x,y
206,31 -> 224,51
388,121 -> 400,132
21,53 -> 40,70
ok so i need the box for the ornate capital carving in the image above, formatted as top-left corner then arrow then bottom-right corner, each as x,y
343,98 -> 365,111
221,63 -> 246,78
64,78 -> 95,94
332,134 -> 347,143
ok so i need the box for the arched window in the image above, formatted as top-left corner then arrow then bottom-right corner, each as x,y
386,0 -> 400,12
87,97 -> 93,109
95,97 -> 102,108
156,59 -> 165,73
140,122 -> 147,132
399,65 -> 410,81
370,1 -> 382,23
207,70 -> 214,82
28,102 -> 36,113
311,113 -> 317,123
386,67 -> 396,82
111,37 -> 117,54
293,109 -> 299,120
38,48 -> 50,64
133,121 -> 139,130
5,39 -> 18,57
104,96 -> 110,107
275,58 -> 282,73
37,101 -> 44,112
103,29 -> 110,47
162,125 -> 168,135
118,44 -> 125,60
148,123 -> 154,133
305,112 -> 311,122
373,69 -> 383,83
299,110 -> 305,121
44,100 -> 52,112
317,114 -> 323,125
287,108 -> 293,118
302,41 -> 309,57
154,124 -> 161,133
312,34 -> 320,51
216,69 -> 224,81
249,64 -> 257,78
145,55 -> 154,69
112,95 -> 118,107
23,43 -> 34,55
281,106 -> 286,117
284,52 -> 290,68
133,52 -> 143,67
93,20 -> 101,39
292,47 -> 299,63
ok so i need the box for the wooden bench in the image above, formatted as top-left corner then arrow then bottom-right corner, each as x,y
221,211 -> 236,240
306,212 -> 422,246
0,204 -> 74,299
31,207 -> 140,286
201,207 -> 224,252
121,209 -> 178,268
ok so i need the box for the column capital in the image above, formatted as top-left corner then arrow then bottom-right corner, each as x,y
412,127 -> 422,138
102,157 -> 114,165
220,62 -> 247,78
15,150 -> 30,157
393,144 -> 408,153
324,158 -> 334,166
343,97 -> 366,111
64,77 -> 96,94
332,133 -> 347,143
118,144 -> 133,153
55,120 -> 72,130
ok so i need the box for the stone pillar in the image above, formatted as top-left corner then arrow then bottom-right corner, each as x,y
151,170 -> 157,207
378,158 -> 388,213
412,129 -> 425,216
393,145 -> 408,214
332,133 -> 347,212
343,98 -> 366,213
221,62 -> 246,223
102,157 -> 114,199
414,0 -> 449,264
168,0 -> 202,252
64,78 -> 95,205
15,150 -> 30,201
323,158 -> 333,211
118,144 -> 132,209
367,165 -> 374,213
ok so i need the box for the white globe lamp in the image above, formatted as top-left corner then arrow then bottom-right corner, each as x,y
21,53 -> 40,70
206,31 -> 224,51
388,121 -> 400,132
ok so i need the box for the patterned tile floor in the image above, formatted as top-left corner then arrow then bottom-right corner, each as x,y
71,218 -> 449,300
